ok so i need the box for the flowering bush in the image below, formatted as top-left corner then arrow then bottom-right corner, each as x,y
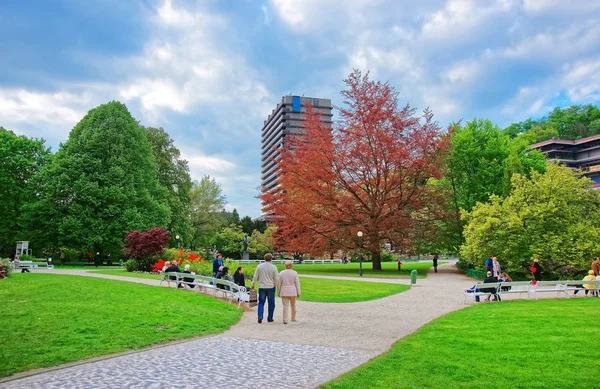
0,258 -> 13,277
152,251 -> 205,273
152,260 -> 166,273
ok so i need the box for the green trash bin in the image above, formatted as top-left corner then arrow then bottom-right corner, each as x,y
410,269 -> 417,285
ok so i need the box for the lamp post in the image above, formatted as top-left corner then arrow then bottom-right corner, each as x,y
175,235 -> 180,249
357,231 -> 363,277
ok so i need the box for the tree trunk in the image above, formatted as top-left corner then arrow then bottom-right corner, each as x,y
371,248 -> 382,271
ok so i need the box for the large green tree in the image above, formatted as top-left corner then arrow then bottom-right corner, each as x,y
505,104 -> 600,142
0,128 -> 50,257
461,164 -> 600,279
442,119 -> 546,249
144,127 -> 192,247
189,175 -> 227,250
447,119 -> 545,212
22,102 -> 170,256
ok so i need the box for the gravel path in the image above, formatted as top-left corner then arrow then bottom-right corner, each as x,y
0,263 -> 477,389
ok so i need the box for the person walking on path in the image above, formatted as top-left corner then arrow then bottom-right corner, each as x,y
531,258 -> 542,282
212,253 -> 223,277
251,253 -> 279,324
277,260 -> 301,324
432,255 -> 438,273
485,257 -> 493,272
94,252 -> 102,268
592,257 -> 599,276
492,256 -> 501,277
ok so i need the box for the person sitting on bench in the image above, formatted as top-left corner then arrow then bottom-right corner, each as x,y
477,271 -> 500,302
165,261 -> 183,288
574,270 -> 598,297
182,264 -> 196,289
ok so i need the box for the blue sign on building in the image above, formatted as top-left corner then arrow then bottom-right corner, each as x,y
292,96 -> 301,112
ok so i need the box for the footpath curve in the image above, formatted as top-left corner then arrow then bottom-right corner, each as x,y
2,263 -> 474,389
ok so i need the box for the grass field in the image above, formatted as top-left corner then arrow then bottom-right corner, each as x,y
323,299 -> 600,389
90,269 -> 409,303
0,274 -> 241,378
299,277 -> 409,302
91,269 -> 160,280
276,261 -> 435,278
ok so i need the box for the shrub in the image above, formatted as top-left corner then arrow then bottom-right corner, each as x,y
123,227 -> 171,271
0,258 -> 12,277
380,251 -> 397,262
124,259 -> 138,272
19,254 -> 36,262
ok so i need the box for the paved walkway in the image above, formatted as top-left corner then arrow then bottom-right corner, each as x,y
1,263 -> 476,389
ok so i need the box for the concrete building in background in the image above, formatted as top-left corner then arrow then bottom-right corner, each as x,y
530,134 -> 600,188
261,96 -> 333,213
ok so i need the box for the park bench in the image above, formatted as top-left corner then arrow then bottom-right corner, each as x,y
495,281 -> 534,299
464,282 -> 502,303
160,272 -> 250,308
10,261 -> 54,272
533,280 -> 600,299
465,280 -> 600,303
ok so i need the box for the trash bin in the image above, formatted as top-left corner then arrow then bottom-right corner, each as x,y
410,269 -> 417,285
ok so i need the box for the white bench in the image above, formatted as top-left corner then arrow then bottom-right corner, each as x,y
160,272 -> 250,308
495,281 -> 534,299
10,261 -> 54,271
464,280 -> 600,303
464,282 -> 502,303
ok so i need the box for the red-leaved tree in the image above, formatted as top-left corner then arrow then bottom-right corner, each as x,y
123,227 -> 171,271
262,70 -> 451,270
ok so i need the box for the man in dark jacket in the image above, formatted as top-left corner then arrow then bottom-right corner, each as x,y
475,271 -> 499,302
94,252 -> 102,267
165,262 -> 183,288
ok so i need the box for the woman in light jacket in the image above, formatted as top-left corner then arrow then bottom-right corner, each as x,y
277,260 -> 301,324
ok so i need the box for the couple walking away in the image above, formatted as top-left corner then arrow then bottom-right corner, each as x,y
251,253 -> 301,324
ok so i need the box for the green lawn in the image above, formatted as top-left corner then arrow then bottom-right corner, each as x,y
0,274 -> 242,378
323,299 -> 600,389
299,277 -> 410,303
91,269 -> 160,280
276,261 -> 435,278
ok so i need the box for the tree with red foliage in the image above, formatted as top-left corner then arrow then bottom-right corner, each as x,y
262,70 -> 451,270
123,227 -> 171,271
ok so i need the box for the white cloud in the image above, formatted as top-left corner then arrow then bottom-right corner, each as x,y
562,59 -> 600,102
522,0 -> 600,14
0,89 -> 89,126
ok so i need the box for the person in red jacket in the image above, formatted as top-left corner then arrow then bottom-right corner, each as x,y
531,258 -> 542,283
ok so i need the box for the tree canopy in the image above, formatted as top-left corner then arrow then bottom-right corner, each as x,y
189,175 -> 227,250
505,104 -> 600,143
0,128 -> 50,257
460,164 -> 600,279
22,101 -> 170,255
144,126 -> 192,248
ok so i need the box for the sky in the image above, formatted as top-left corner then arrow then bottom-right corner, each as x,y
1,0 -> 600,218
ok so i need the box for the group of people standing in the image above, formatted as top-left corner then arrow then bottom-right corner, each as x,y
213,253 -> 301,324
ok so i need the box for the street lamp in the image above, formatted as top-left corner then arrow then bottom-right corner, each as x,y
357,231 -> 363,277
175,235 -> 180,249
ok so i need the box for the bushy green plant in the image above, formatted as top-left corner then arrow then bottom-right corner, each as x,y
461,164 -> 600,279
18,254 -> 36,262
124,259 -> 138,272
162,248 -> 180,261
380,251 -> 397,262
0,258 -> 12,277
